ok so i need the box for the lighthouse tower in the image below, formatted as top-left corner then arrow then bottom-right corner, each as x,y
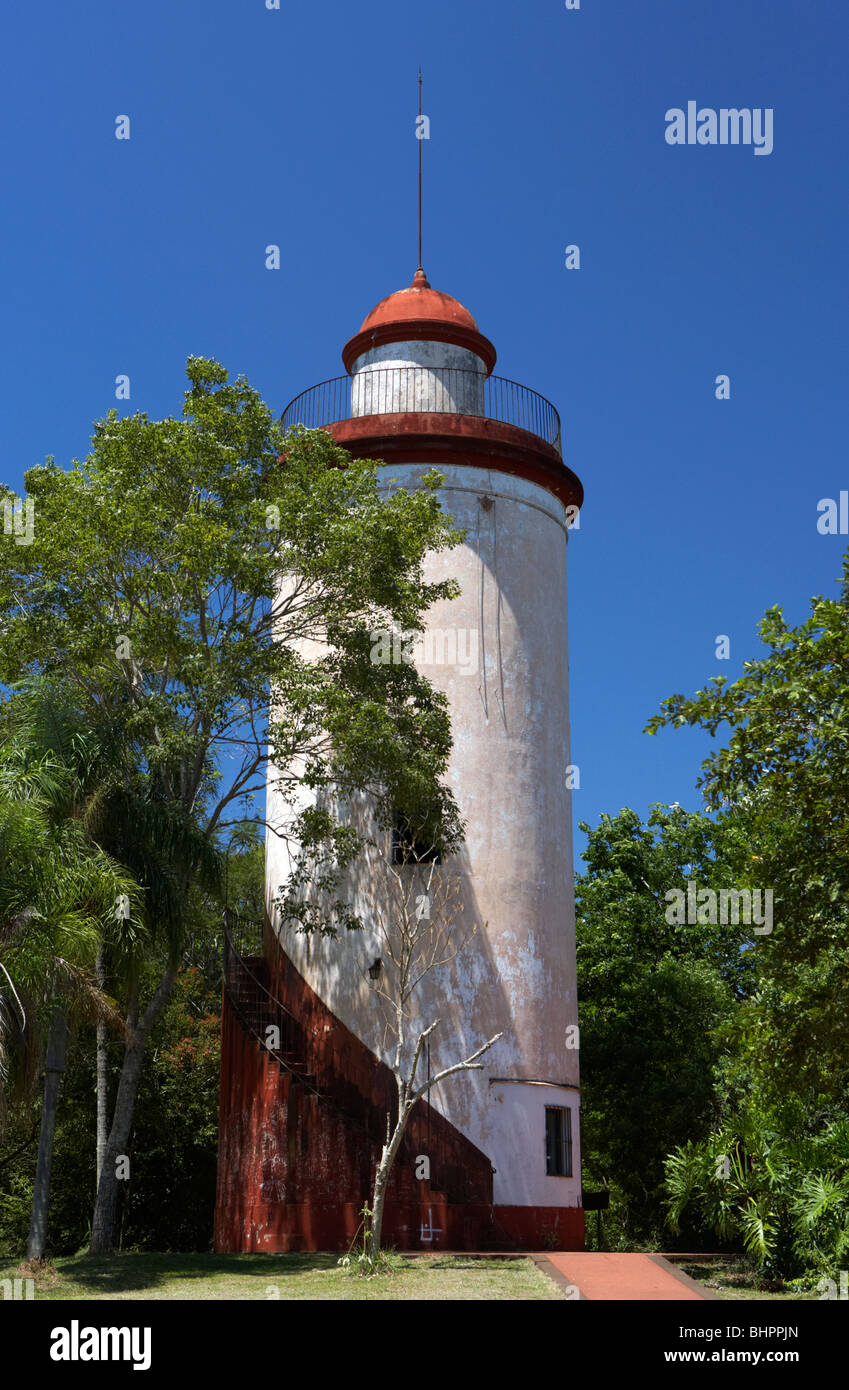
215,266 -> 585,1253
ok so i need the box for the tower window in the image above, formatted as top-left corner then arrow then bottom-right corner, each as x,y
391,814 -> 442,866
545,1106 -> 573,1178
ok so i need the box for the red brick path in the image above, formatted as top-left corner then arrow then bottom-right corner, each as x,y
544,1252 -> 711,1300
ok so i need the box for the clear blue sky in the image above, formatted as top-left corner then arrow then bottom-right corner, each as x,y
2,0 -> 847,862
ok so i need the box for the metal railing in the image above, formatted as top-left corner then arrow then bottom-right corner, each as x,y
281,369 -> 562,455
222,914 -> 396,1145
222,912 -> 322,1095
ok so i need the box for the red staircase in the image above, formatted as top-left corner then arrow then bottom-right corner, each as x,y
217,915 -> 496,1247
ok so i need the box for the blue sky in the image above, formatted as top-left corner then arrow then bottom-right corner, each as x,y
2,0 -> 847,864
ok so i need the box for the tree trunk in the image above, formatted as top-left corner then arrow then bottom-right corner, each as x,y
88,959 -> 177,1254
26,1003 -> 68,1260
370,1105 -> 410,1259
95,947 -> 108,1196
370,1150 -> 391,1257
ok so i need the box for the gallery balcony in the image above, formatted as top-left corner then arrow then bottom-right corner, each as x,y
280,368 -> 582,514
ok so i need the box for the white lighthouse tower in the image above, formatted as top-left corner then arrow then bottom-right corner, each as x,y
259,264 -> 585,1249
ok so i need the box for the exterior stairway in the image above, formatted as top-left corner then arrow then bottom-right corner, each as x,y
225,951 -> 320,1095
220,916 -> 494,1214
215,916 -> 584,1252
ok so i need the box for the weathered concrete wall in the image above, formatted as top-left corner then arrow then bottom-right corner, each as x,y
265,462 -> 582,1212
214,928 -> 584,1251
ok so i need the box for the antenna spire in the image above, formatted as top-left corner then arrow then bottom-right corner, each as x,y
416,69 -> 422,273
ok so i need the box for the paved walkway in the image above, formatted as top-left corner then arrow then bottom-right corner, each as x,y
541,1252 -> 712,1300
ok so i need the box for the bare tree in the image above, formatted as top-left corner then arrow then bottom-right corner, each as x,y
353,830 -> 501,1269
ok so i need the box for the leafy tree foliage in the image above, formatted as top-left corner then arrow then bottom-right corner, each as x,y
648,554 -> 849,1275
0,687 -> 140,1256
665,1110 -> 849,1283
0,840 -> 260,1256
576,805 -> 754,1245
0,357 -> 464,1252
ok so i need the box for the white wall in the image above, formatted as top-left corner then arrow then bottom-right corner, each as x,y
265,462 -> 582,1209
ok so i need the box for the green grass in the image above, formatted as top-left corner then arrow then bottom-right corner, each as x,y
6,1250 -> 818,1301
0,1251 -> 564,1301
677,1258 -> 817,1301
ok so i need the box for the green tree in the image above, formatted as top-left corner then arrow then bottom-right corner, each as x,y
0,675 -> 223,1254
645,555 -> 849,1107
665,1110 -> 849,1281
0,716 -> 133,1258
0,357 -> 464,1252
576,805 -> 754,1244
122,964 -> 220,1251
0,836 -> 260,1257
646,555 -> 849,1275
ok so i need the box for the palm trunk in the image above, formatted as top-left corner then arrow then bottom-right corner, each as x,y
95,947 -> 108,1195
26,1003 -> 68,1260
89,959 -> 177,1255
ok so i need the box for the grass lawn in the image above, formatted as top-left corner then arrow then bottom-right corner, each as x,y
0,1251 -> 564,1301
677,1257 -> 816,1301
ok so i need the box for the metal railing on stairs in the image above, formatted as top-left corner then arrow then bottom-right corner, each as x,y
222,910 -> 323,1099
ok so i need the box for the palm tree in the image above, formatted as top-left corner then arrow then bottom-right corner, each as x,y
0,750 -> 135,1259
0,676 -> 223,1255
87,788 -> 222,1253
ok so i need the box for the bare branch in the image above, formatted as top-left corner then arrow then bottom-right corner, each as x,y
411,1032 -> 503,1104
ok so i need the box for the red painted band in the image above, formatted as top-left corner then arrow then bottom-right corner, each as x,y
342,321 -> 498,375
327,413 -> 584,514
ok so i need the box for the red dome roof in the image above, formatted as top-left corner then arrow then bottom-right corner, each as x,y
359,269 -> 480,334
342,268 -> 497,374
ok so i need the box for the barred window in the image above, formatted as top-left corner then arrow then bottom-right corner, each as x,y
391,814 -> 441,866
545,1106 -> 573,1177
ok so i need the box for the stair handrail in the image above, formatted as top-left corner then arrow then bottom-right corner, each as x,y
222,910 -> 325,1098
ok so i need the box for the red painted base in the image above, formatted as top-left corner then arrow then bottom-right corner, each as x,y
217,1198 -> 584,1254
214,930 -> 584,1254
